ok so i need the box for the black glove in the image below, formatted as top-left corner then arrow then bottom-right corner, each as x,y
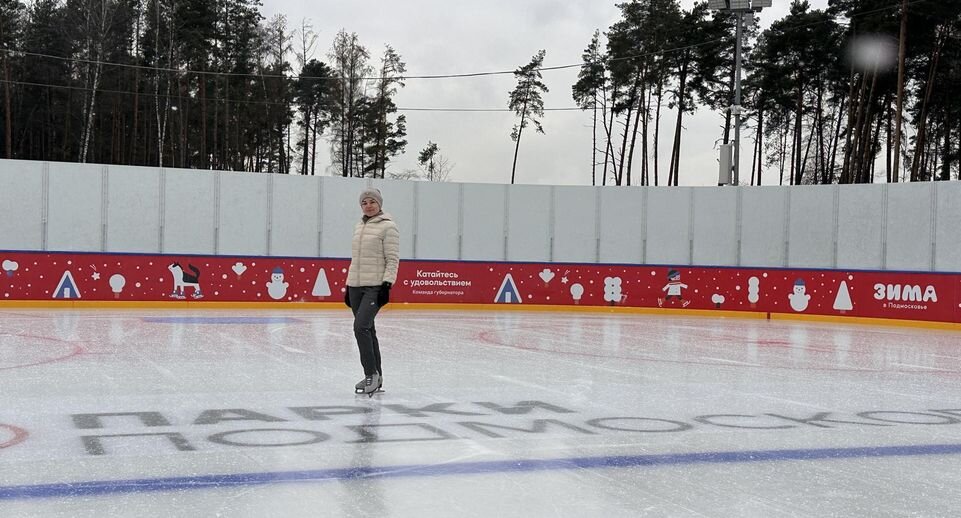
377,282 -> 391,307
344,289 -> 351,308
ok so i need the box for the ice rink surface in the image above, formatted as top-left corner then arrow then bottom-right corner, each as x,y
1,307 -> 961,517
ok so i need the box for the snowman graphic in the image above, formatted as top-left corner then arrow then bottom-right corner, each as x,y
266,267 -> 289,300
659,269 -> 690,308
788,278 -> 811,312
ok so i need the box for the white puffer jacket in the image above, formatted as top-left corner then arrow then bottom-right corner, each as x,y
346,212 -> 400,287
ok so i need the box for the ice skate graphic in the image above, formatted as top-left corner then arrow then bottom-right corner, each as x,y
168,263 -> 203,299
659,269 -> 689,308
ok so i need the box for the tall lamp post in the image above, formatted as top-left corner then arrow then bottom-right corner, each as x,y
708,0 -> 771,186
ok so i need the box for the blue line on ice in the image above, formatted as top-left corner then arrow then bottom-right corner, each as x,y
2,443 -> 961,500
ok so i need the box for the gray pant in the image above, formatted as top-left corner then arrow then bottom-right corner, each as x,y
348,286 -> 382,376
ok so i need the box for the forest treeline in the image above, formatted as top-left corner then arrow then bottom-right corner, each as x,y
0,0 -> 958,185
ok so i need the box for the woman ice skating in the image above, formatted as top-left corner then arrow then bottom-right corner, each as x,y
345,187 -> 400,396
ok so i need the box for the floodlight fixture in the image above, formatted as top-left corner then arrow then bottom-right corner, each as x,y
718,144 -> 733,186
708,0 -> 771,11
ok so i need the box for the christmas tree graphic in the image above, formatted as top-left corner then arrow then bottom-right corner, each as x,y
833,280 -> 853,313
311,268 -> 331,297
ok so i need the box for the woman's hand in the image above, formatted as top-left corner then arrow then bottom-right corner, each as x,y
377,282 -> 392,307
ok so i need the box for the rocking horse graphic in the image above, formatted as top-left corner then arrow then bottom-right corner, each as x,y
168,263 -> 203,299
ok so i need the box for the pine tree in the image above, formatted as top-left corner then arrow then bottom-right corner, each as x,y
572,30 -> 607,186
294,59 -> 332,175
174,0 -> 216,168
257,14 -> 294,173
364,45 -> 407,178
0,0 -> 25,158
508,49 -> 547,185
666,3 -> 712,186
328,30 -> 370,178
414,140 -> 451,181
752,1 -> 844,185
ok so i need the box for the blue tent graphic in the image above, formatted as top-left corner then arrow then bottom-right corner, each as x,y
53,270 -> 82,299
494,273 -> 522,304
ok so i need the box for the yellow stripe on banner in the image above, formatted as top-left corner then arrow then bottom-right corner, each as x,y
768,312 -> 961,331
0,300 -> 346,310
0,300 -> 958,330
0,300 -> 761,318
387,303 -> 768,320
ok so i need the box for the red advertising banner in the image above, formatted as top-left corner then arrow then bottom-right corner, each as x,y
1,252 -> 958,324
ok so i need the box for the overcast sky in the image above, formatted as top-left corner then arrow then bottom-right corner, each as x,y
261,0 -> 830,187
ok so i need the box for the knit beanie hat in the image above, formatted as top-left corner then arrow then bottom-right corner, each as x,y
359,188 -> 383,206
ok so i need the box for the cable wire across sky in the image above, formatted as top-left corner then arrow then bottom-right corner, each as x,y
0,0 -> 921,84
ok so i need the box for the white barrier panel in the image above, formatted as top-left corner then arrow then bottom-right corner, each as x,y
553,186 -> 597,263
886,182 -> 932,271
693,187 -> 737,266
740,187 -> 786,267
218,172 -> 269,256
507,185 -> 551,262
0,159 -> 44,250
162,168 -> 216,255
47,162 -> 104,252
319,176 -> 362,260
836,184 -> 883,270
462,183 -> 506,261
270,174 -> 320,258
646,188 -> 691,265
0,160 -> 956,275
598,187 -> 644,264
935,181 -> 961,272
107,165 -> 161,253
415,181 -> 460,260
372,179 -> 415,259
788,185 -> 835,268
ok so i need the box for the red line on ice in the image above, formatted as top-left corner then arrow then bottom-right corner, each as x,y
0,424 -> 28,449
0,333 -> 86,371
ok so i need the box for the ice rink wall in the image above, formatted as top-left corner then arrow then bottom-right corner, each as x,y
0,159 -> 958,326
